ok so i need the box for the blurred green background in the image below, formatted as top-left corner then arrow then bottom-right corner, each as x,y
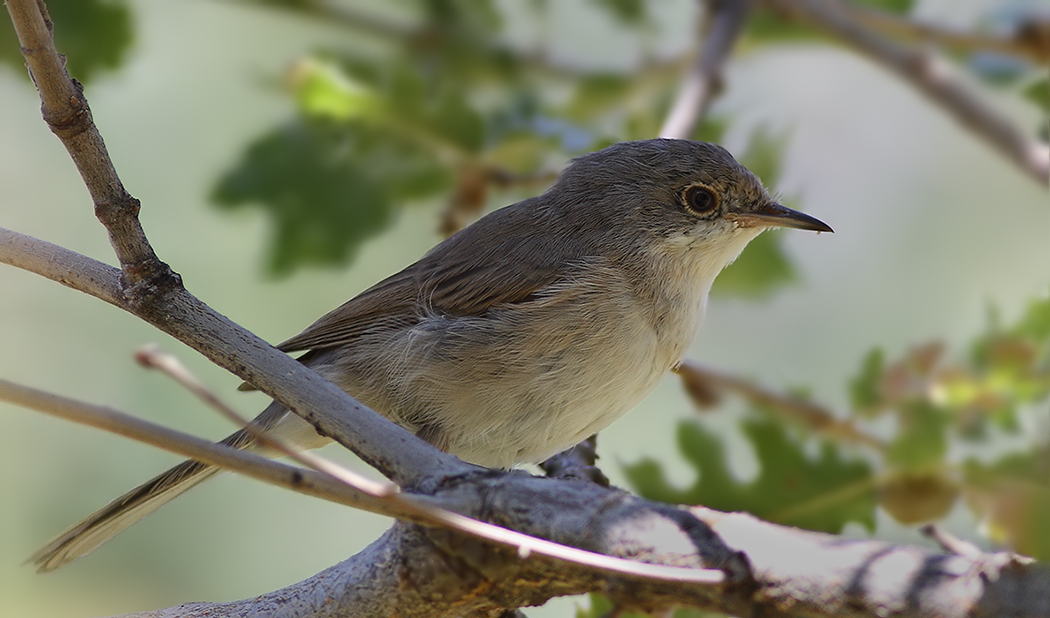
0,0 -> 1047,616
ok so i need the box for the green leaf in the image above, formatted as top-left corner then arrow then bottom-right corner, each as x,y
293,58 -> 486,155
589,0 -> 647,24
293,59 -> 384,123
1022,78 -> 1049,113
886,401 -> 948,471
690,116 -> 729,145
743,7 -> 823,45
576,594 -> 724,618
964,448 -> 1050,560
0,0 -> 133,84
710,127 -> 804,299
710,231 -> 797,299
566,74 -> 633,121
737,126 -> 788,186
1011,292 -> 1050,343
849,348 -> 885,412
212,118 -> 451,276
625,418 -> 876,533
852,0 -> 914,14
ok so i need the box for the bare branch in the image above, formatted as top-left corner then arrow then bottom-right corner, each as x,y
0,376 -> 729,588
0,227 -> 124,308
0,377 -> 390,515
660,0 -> 756,139
3,0 -> 465,489
694,506 -> 1050,618
5,0 -> 164,281
921,524 -> 986,560
843,4 -> 1050,65
763,0 -> 1049,186
675,359 -> 886,450
134,345 -> 397,497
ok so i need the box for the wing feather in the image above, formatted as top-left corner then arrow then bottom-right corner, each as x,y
276,197 -> 581,354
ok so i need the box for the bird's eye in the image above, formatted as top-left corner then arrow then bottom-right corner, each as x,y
682,184 -> 719,217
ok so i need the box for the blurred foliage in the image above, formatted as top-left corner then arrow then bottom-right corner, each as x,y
576,593 -> 722,618
628,293 -> 1050,562
625,418 -> 876,533
589,0 -> 649,25
710,125 -> 801,298
5,1 -> 1046,614
212,0 -> 813,284
212,117 -> 451,274
0,0 -> 131,84
854,0 -> 915,14
1022,77 -> 1048,113
210,0 -> 1050,586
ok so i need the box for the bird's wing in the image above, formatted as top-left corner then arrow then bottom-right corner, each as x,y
276,198 -> 576,354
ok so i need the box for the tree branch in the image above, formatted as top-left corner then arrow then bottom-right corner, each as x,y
0,227 -> 123,308
675,359 -> 886,450
0,376 -> 731,587
660,0 -> 756,139
0,377 -> 395,514
763,0 -> 1050,187
693,507 -> 1050,618
5,0 -> 163,281
4,0 -> 464,489
842,4 -> 1050,65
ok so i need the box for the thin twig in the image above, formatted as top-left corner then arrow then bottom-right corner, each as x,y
763,0 -> 1049,186
0,377 -> 725,585
843,4 -> 1050,65
5,0 -> 460,488
0,377 -> 390,514
675,359 -> 886,450
919,524 -> 984,559
134,345 -> 397,497
660,0 -> 756,139
6,0 -> 164,280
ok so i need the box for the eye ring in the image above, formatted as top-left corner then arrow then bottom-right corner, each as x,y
681,183 -> 720,217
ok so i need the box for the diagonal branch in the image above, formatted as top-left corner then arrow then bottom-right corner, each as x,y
5,0 -> 162,281
0,376 -> 727,586
660,0 -> 756,139
842,4 -> 1050,65
4,0 -> 461,490
763,0 -> 1050,187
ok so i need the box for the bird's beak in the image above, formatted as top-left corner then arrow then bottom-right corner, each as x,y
730,203 -> 833,233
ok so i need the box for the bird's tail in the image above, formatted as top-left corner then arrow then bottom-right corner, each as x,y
29,455 -> 226,572
30,401 -> 295,572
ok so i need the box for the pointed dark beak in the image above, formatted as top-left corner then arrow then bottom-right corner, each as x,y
730,203 -> 833,233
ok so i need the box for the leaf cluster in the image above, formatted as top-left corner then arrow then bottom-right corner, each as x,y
630,294 -> 1050,572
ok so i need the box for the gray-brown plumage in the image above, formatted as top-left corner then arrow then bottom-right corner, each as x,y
31,139 -> 831,572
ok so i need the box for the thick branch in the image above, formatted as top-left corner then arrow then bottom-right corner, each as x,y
660,0 -> 756,139
102,486 -> 1050,617
3,0 -> 467,490
0,224 -> 458,485
694,507 -> 1050,618
0,376 -> 727,587
764,0 -> 1049,186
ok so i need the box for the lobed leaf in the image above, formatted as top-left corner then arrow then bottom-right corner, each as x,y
0,0 -> 132,84
625,417 -> 876,534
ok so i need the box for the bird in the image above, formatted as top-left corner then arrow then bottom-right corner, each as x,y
31,138 -> 831,572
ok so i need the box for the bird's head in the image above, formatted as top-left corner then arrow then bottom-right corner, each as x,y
552,138 -> 831,279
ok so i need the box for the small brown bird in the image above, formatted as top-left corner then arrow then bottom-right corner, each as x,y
32,138 -> 831,571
